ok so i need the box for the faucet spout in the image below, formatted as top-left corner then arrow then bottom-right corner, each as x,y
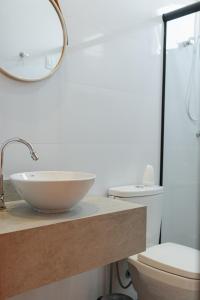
0,137 -> 39,210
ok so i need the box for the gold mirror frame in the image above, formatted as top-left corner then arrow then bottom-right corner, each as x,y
0,0 -> 68,82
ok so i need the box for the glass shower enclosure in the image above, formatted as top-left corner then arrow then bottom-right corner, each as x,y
161,4 -> 200,250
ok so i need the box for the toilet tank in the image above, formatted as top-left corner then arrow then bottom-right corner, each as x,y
108,185 -> 163,248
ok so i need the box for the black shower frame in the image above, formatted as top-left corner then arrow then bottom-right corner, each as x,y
159,1 -> 200,185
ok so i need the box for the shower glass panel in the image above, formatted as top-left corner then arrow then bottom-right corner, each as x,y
162,10 -> 200,249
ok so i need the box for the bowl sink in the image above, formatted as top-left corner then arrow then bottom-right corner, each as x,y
10,171 -> 96,213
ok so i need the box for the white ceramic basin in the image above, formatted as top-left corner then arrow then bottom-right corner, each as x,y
10,171 -> 96,213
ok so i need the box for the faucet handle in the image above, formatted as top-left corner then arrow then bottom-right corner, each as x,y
0,194 -> 6,210
0,198 -> 6,209
0,174 -> 6,209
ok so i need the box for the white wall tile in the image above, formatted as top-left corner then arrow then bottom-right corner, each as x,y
1,0 -> 196,299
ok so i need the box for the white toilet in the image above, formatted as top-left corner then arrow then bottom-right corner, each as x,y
108,185 -> 200,300
128,243 -> 200,300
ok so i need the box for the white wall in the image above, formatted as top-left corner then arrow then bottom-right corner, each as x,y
0,0 -> 196,299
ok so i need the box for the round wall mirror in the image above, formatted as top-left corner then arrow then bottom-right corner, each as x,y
0,0 -> 67,82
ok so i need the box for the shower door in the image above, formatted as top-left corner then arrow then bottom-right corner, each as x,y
161,4 -> 200,250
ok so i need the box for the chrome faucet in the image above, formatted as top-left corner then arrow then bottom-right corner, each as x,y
0,138 -> 39,210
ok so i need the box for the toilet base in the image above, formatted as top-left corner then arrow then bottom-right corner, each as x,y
128,258 -> 200,300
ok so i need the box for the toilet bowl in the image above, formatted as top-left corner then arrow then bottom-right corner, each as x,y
128,243 -> 200,300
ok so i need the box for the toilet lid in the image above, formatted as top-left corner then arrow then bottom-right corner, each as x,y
108,185 -> 163,197
138,243 -> 200,279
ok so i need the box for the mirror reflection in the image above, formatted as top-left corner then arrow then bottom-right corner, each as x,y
0,0 -> 67,81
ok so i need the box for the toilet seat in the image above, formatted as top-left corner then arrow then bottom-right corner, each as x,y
138,243 -> 200,280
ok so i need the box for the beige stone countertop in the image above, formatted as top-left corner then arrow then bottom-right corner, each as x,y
0,196 -> 146,299
0,196 -> 143,235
